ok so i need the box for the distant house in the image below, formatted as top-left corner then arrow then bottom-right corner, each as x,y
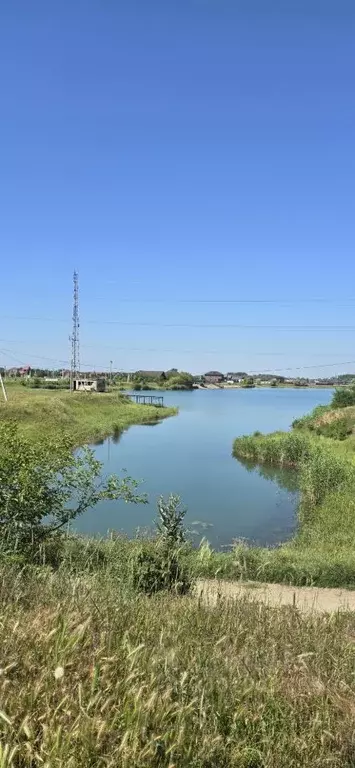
204,371 -> 224,384
19,365 -> 31,377
73,378 -> 106,393
5,365 -> 31,378
226,372 -> 246,383
315,379 -> 336,386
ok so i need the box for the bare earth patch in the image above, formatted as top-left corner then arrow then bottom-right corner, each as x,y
196,578 -> 355,613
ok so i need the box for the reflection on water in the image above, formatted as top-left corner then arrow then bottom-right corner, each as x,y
237,456 -> 299,494
112,428 -> 122,445
75,387 -> 332,550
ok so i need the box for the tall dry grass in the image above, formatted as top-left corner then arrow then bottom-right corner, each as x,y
0,564 -> 355,766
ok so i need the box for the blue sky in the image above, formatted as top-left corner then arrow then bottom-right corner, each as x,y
1,0 -> 354,375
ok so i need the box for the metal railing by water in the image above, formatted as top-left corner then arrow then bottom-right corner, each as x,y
127,394 -> 164,407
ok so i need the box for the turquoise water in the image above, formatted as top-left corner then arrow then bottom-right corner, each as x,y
75,388 -> 332,549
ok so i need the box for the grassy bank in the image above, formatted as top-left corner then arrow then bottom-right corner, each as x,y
0,385 -> 177,444
217,422 -> 355,587
1,561 -> 355,767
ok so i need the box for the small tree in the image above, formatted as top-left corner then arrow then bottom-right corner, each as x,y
0,422 -> 146,561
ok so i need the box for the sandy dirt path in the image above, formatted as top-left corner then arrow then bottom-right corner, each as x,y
195,579 -> 355,614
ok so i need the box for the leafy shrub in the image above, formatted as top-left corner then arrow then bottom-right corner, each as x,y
156,494 -> 187,544
0,422 -> 145,562
130,541 -> 191,595
331,386 -> 355,409
130,495 -> 191,595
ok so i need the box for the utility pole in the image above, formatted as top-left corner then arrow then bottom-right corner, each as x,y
70,270 -> 80,392
0,372 -> 8,403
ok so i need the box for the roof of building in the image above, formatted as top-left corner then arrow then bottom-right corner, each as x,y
135,370 -> 165,377
204,371 -> 224,377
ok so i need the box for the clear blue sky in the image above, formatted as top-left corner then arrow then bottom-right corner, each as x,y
1,0 -> 354,375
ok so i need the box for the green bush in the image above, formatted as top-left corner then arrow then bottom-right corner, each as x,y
0,422 -> 145,562
331,386 -> 355,409
130,495 -> 192,595
130,541 -> 191,595
316,417 -> 350,440
165,372 -> 194,390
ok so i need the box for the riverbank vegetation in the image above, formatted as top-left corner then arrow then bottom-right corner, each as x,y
0,384 -> 176,443
1,402 -> 355,764
292,386 -> 355,441
223,387 -> 355,587
0,453 -> 354,767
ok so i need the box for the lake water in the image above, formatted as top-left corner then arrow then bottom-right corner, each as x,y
75,388 -> 332,549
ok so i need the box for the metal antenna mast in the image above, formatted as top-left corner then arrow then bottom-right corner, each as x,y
70,270 -> 80,391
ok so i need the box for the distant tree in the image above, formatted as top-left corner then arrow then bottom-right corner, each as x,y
166,372 -> 194,390
332,387 -> 355,409
242,377 -> 255,389
165,368 -> 179,379
336,374 -> 355,385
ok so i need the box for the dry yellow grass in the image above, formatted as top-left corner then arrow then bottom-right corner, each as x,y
1,565 -> 355,766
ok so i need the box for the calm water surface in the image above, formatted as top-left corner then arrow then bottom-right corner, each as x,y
75,388 -> 332,549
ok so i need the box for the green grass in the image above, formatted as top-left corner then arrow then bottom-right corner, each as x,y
0,385 -> 177,444
293,403 -> 355,443
1,561 -> 355,766
210,429 -> 355,588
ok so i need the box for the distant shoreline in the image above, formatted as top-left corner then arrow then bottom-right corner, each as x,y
194,383 -> 336,390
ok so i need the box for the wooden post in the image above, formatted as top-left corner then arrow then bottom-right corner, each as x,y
0,372 -> 8,403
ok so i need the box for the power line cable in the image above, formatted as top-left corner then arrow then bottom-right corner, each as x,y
249,360 -> 355,374
87,296 -> 355,305
0,348 -> 111,371
1,347 -> 354,376
2,337 -> 354,357
2,315 -> 355,330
